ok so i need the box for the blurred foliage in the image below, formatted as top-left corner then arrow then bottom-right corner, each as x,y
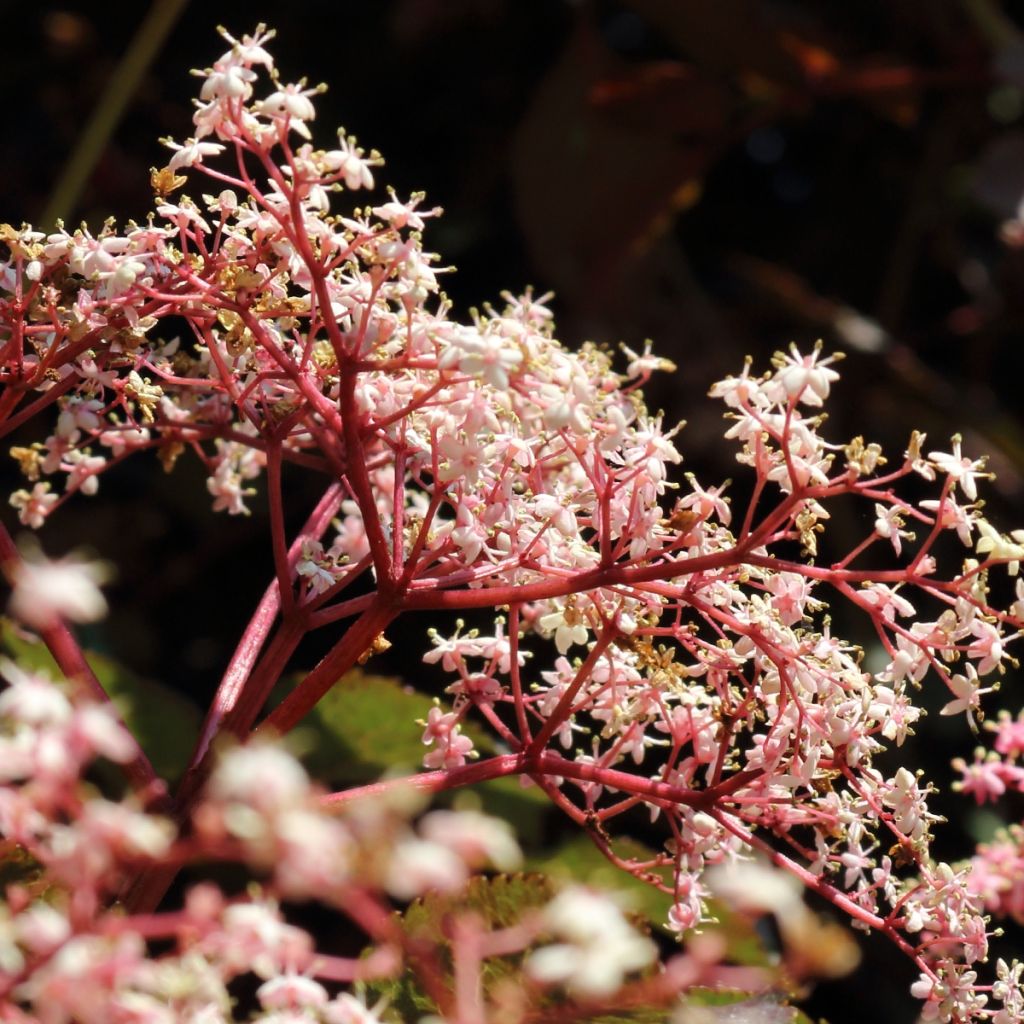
367,873 -> 556,1020
367,873 -> 812,1024
280,668 -> 461,786
273,667 -> 553,843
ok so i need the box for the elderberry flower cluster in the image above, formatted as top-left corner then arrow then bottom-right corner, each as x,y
2,24 -> 1024,1023
1,658 -> 593,1022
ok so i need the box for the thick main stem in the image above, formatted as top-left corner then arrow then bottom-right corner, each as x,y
259,599 -> 398,735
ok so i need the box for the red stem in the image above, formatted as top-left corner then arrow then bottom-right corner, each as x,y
185,483 -> 343,770
265,441 -> 296,617
526,626 -> 618,756
259,598 -> 398,735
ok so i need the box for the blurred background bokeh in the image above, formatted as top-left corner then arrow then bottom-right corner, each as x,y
6,2 -> 1024,1019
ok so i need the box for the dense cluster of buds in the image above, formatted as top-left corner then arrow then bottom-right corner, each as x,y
2,24 -> 1024,1023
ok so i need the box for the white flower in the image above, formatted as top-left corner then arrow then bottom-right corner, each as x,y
940,664 -> 991,719
215,25 -> 276,69
770,342 -> 842,406
73,704 -> 139,764
929,435 -> 989,502
208,744 -> 310,814
15,902 -> 71,956
538,607 -> 589,654
164,137 -> 226,171
372,192 -> 435,230
9,483 -> 58,529
418,810 -> 522,871
324,993 -> 384,1024
706,859 -> 803,917
215,901 -> 312,980
384,836 -> 467,900
257,973 -> 328,1011
0,660 -> 72,726
256,83 -> 320,138
200,63 -> 257,102
295,539 -> 338,595
874,503 -> 913,556
526,886 -> 656,998
439,326 -> 524,390
80,798 -> 175,859
975,518 -> 1024,575
8,548 -> 110,629
323,136 -> 376,190
621,339 -> 677,378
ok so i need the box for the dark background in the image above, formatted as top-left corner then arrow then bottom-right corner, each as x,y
6,2 -> 1024,1020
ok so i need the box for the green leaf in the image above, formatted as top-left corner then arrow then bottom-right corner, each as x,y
364,873 -> 813,1024
279,668 -> 556,844
280,668 -> 488,788
366,873 -> 556,1019
1,619 -> 201,784
700,898 -> 780,970
406,871 -> 555,938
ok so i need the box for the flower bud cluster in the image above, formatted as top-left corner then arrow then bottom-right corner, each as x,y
0,660 -> 552,1021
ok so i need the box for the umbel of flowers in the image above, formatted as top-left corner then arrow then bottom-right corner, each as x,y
2,24 -> 1024,1023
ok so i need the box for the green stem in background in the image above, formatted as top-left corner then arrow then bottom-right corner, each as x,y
960,0 -> 1024,50
41,0 -> 190,228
